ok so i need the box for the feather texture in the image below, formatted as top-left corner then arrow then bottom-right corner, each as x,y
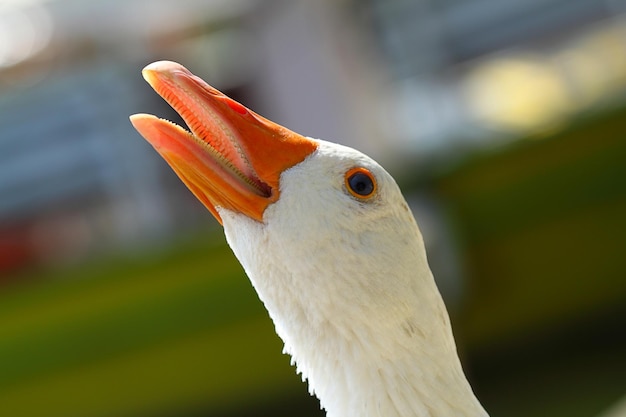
219,140 -> 489,417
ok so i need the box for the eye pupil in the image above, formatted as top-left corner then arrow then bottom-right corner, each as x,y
348,172 -> 374,196
345,167 -> 377,199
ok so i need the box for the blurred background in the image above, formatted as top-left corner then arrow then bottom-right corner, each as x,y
0,0 -> 625,416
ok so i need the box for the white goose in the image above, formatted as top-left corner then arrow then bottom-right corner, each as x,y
130,61 -> 489,417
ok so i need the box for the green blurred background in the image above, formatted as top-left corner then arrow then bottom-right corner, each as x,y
0,1 -> 625,416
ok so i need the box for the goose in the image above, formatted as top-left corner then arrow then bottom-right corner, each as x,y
130,61 -> 489,417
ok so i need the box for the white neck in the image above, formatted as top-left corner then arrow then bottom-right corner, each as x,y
220,209 -> 488,417
299,271 -> 488,417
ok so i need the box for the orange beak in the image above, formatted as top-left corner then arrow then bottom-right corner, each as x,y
130,61 -> 317,224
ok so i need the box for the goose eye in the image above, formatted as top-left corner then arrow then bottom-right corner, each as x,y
345,167 -> 377,199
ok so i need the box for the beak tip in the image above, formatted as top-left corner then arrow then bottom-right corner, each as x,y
129,113 -> 150,129
129,113 -> 160,147
129,113 -> 195,156
143,60 -> 180,71
141,60 -> 187,81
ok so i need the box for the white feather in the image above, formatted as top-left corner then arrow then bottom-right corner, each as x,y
219,139 -> 488,417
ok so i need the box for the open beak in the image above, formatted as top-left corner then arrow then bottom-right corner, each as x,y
130,61 -> 317,224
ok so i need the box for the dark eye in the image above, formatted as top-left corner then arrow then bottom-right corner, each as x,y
345,167 -> 377,199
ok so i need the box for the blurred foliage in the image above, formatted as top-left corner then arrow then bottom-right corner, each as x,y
0,233 -> 319,417
434,106 -> 626,417
436,106 -> 626,347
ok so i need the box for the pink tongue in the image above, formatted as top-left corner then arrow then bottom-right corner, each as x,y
185,109 -> 257,185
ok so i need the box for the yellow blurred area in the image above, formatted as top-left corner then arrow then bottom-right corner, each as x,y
464,16 -> 626,134
465,55 -> 571,132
